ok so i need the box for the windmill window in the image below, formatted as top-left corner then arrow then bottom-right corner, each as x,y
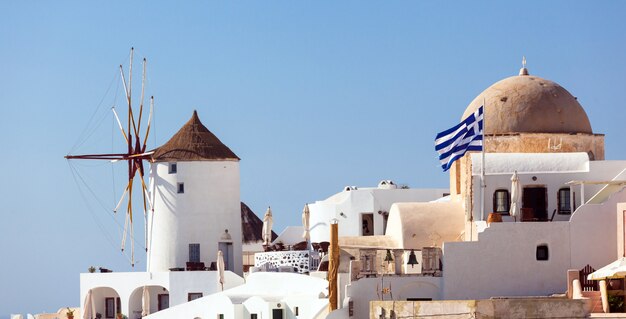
493,189 -> 510,214
177,183 -> 185,194
168,163 -> 177,174
189,243 -> 200,262
558,188 -> 572,214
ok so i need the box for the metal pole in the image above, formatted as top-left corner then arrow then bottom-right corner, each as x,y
480,98 -> 486,221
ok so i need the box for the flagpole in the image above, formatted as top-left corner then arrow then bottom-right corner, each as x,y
480,97 -> 486,222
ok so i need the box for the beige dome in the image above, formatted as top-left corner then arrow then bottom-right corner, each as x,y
462,71 -> 592,134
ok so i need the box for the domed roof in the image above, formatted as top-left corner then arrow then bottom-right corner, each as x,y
152,110 -> 239,161
462,68 -> 592,134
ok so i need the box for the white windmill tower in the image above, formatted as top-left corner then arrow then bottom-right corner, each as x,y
147,111 -> 243,275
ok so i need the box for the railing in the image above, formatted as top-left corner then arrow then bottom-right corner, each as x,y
254,250 -> 320,274
580,264 -> 599,291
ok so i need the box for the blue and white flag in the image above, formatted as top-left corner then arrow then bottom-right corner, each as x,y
435,106 -> 483,171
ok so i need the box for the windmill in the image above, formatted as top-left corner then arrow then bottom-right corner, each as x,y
65,48 -> 154,266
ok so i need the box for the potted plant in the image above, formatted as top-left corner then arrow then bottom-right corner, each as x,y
88,266 -> 96,273
66,307 -> 75,319
116,313 -> 127,319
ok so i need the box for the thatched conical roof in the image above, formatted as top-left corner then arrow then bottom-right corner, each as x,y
152,110 -> 239,162
241,202 -> 277,244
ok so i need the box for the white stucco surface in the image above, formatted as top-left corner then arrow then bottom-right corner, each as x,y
443,222 -> 572,300
148,161 -> 243,274
145,272 -> 328,319
385,202 -> 465,249
470,155 -> 626,222
80,270 -> 245,317
442,186 -> 625,301
273,226 -> 305,245
470,152 -> 590,175
309,187 -> 448,243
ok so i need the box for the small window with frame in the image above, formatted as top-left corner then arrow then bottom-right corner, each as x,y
168,162 -> 177,174
493,189 -> 510,214
536,244 -> 549,261
558,188 -> 572,214
177,182 -> 185,194
188,292 -> 203,301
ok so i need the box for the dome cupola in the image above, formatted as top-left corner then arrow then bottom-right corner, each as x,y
462,66 -> 592,135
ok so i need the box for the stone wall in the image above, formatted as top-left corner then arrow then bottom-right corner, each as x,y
485,133 -> 605,160
370,298 -> 589,319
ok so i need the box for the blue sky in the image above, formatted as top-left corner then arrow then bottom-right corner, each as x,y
1,1 -> 625,316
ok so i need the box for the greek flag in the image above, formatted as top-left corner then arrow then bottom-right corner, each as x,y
435,106 -> 483,171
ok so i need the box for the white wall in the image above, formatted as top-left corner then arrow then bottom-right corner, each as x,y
472,160 -> 626,222
443,222 -> 572,300
568,188 -> 625,269
80,271 -> 244,317
148,161 -> 243,275
309,188 -> 448,242
144,272 -> 327,319
168,271 -> 245,306
81,272 -> 170,317
146,293 -> 236,319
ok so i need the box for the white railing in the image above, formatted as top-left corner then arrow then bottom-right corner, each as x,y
254,250 -> 320,274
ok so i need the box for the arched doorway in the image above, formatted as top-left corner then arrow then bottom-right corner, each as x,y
89,287 -> 121,319
128,285 -> 169,318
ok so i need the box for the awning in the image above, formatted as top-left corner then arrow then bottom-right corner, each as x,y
587,257 -> 626,280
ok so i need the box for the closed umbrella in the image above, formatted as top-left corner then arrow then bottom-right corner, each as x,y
141,286 -> 150,316
262,206 -> 273,245
82,289 -> 94,319
302,204 -> 310,242
510,171 -> 520,221
217,250 -> 225,291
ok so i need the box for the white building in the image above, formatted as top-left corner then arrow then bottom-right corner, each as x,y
308,182 -> 448,243
145,272 -> 329,319
80,111 -> 247,318
77,65 -> 626,319
330,66 -> 626,318
148,110 -> 243,275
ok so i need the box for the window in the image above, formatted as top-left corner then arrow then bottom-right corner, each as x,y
558,188 -> 572,214
158,294 -> 169,310
189,243 -> 200,262
217,315 -> 224,319
188,292 -> 203,301
251,315 -> 258,319
493,189 -> 510,213
272,309 -> 284,319
536,245 -> 549,261
177,182 -> 185,194
105,298 -> 115,318
361,213 -> 374,236
168,162 -> 177,174
294,307 -> 299,316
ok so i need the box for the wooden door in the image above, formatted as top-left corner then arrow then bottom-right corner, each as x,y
522,187 -> 547,220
